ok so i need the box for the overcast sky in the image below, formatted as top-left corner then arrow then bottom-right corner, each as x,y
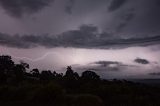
1,0 -> 160,79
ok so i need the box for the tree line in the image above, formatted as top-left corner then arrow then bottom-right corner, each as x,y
0,55 -> 160,106
0,55 -> 100,85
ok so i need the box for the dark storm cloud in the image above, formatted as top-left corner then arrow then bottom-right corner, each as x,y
1,25 -> 160,49
56,25 -> 160,49
92,60 -> 136,68
102,0 -> 160,35
0,0 -> 54,17
93,61 -> 120,67
134,58 -> 150,65
92,61 -> 121,71
0,33 -> 34,48
121,0 -> 160,35
116,9 -> 135,31
108,0 -> 127,12
0,33 -> 57,48
73,61 -> 122,72
73,60 -> 137,72
64,0 -> 109,15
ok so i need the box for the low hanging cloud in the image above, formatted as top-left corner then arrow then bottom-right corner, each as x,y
72,61 -> 122,72
72,60 -> 137,72
0,0 -> 54,17
92,60 -> 136,68
93,61 -> 120,67
1,25 -> 160,49
134,58 -> 150,65
149,72 -> 160,76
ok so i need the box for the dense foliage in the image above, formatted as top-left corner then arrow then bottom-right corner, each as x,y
0,55 -> 160,106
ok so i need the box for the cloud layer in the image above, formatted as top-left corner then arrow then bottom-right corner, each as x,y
1,25 -> 160,49
72,60 -> 123,72
134,58 -> 150,65
0,0 -> 54,17
93,61 -> 120,67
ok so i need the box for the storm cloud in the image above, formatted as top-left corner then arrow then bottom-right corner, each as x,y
108,0 -> 127,12
65,0 -> 75,14
72,60 -> 138,73
115,8 -> 135,31
134,58 -> 150,65
1,25 -> 160,49
0,0 -> 54,17
72,61 -> 122,72
93,61 -> 120,67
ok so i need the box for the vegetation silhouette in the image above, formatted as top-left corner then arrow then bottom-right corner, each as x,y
0,55 -> 160,106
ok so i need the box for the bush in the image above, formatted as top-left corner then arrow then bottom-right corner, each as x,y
73,94 -> 104,106
30,83 -> 63,103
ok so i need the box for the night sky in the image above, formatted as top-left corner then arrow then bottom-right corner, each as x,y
0,0 -> 160,79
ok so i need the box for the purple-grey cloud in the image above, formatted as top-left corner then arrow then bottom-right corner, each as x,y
134,58 -> 150,65
1,25 -> 160,49
93,61 -> 120,67
72,60 -> 138,73
65,0 -> 75,14
0,0 -> 54,17
108,0 -> 127,12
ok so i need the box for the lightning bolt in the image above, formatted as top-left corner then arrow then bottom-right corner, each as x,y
0,47 -> 61,62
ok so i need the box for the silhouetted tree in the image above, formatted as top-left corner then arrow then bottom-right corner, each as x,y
40,70 -> 53,81
0,55 -> 14,84
64,66 -> 79,80
65,66 -> 74,77
31,68 -> 40,77
20,61 -> 29,69
0,69 -> 6,84
10,61 -> 29,83
13,65 -> 25,82
63,66 -> 80,90
53,71 -> 63,81
0,55 -> 14,71
81,70 -> 100,81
